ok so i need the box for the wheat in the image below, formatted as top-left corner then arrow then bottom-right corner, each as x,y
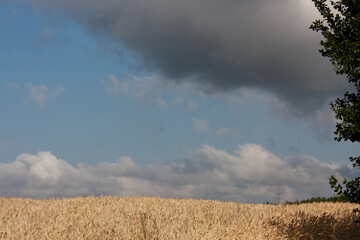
0,196 -> 358,239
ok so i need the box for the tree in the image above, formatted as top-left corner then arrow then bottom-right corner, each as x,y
310,0 -> 360,203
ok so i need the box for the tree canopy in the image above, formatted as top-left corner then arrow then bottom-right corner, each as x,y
310,0 -> 360,203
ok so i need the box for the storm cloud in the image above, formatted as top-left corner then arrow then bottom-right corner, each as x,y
23,0 -> 347,114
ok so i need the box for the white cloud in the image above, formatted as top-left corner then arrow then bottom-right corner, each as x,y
25,84 -> 65,107
100,74 -> 128,96
314,102 -> 337,129
0,151 -> 80,197
132,75 -> 168,108
101,74 -> 169,108
27,84 -> 48,107
156,99 -> 168,108
216,128 -> 233,137
1,144 -> 353,202
100,73 -> 204,111
176,97 -> 198,113
8,82 -> 22,91
193,118 -> 210,133
51,86 -> 66,97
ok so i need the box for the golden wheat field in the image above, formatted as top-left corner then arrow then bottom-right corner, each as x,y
0,196 -> 359,240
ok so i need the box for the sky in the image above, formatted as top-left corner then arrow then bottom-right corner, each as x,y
0,0 -> 358,203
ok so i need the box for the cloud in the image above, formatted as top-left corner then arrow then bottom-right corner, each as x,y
176,97 -> 198,114
313,102 -> 337,129
0,144 -> 355,202
22,0 -> 349,115
101,73 -> 169,108
34,26 -> 54,49
27,84 -> 48,107
26,84 -> 65,107
51,86 -> 66,97
100,74 -> 129,96
193,118 -> 210,133
8,82 -> 22,91
216,128 -> 233,137
225,87 -> 337,135
133,75 -> 168,108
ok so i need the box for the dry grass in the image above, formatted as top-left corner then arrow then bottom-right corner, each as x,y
0,196 -> 359,239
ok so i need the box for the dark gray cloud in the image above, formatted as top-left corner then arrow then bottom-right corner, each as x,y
24,0 -> 347,114
0,145 -> 355,202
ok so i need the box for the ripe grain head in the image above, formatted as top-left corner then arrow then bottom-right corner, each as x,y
0,196 -> 358,239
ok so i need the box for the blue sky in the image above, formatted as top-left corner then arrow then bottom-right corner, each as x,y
0,0 -> 358,203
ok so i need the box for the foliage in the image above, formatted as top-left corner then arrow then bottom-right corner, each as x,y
330,175 -> 360,203
284,196 -> 344,205
310,0 -> 360,203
